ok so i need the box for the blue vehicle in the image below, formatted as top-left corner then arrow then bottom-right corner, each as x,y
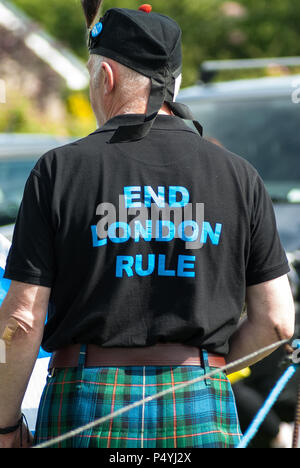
0,134 -> 72,239
178,57 -> 300,255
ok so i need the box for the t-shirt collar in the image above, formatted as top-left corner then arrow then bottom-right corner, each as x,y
90,114 -> 199,137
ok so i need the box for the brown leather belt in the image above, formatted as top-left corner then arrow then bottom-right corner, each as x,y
49,343 -> 226,369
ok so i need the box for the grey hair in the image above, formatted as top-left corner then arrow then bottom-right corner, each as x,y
90,54 -> 182,108
90,55 -> 149,93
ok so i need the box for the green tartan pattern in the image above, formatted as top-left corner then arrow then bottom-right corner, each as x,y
34,364 -> 242,448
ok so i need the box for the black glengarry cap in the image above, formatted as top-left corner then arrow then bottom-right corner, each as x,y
85,4 -> 202,143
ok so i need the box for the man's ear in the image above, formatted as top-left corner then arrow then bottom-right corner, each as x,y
101,61 -> 114,95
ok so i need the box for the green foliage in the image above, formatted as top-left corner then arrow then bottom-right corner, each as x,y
237,0 -> 300,58
6,1 -> 300,135
0,89 -> 97,136
10,0 -> 300,86
12,0 -> 88,58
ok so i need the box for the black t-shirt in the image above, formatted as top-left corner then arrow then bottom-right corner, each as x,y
4,115 -> 289,355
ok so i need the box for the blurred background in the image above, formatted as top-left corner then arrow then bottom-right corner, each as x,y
1,0 -> 300,448
1,0 -> 300,136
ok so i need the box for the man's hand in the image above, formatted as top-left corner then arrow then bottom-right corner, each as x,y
0,423 -> 34,448
0,281 -> 50,440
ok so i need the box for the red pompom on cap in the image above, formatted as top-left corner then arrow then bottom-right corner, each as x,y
138,4 -> 152,13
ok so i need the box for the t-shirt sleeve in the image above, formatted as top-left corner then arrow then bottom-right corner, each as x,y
246,173 -> 290,286
4,167 -> 55,287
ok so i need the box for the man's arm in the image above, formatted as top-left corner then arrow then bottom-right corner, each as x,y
0,281 -> 50,448
227,274 -> 295,374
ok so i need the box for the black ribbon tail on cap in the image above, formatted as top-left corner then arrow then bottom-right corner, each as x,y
166,101 -> 203,136
109,74 -> 166,144
109,72 -> 203,143
109,116 -> 156,143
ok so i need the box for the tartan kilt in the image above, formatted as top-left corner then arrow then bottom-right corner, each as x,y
34,361 -> 242,449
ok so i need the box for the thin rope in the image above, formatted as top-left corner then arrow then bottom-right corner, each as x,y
292,381 -> 300,449
33,339 -> 287,449
237,364 -> 298,448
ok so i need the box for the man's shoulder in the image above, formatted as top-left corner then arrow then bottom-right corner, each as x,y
32,132 -> 106,176
44,132 -> 102,157
203,137 -> 259,181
